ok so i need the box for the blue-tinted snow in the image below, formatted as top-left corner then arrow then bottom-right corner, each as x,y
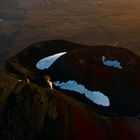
54,80 -> 110,107
36,52 -> 67,70
102,56 -> 122,69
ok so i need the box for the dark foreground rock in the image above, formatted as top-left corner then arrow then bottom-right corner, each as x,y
0,40 -> 140,140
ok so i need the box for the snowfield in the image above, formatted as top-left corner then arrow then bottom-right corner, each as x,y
36,52 -> 67,70
102,56 -> 122,69
54,80 -> 110,107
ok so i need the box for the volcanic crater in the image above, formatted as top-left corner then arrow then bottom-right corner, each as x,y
2,40 -> 140,117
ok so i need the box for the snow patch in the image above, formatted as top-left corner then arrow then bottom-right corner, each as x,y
102,56 -> 122,69
36,52 -> 67,70
54,80 -> 110,107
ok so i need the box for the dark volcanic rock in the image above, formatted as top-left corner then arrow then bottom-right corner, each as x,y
5,40 -> 86,72
48,46 -> 140,117
0,40 -> 140,140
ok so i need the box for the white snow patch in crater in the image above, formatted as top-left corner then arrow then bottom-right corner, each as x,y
54,80 -> 110,107
36,52 -> 67,70
102,56 -> 122,69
